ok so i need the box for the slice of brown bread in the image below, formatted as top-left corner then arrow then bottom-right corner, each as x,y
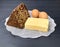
7,3 -> 30,29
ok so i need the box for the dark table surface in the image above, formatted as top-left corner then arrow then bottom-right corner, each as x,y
0,0 -> 60,47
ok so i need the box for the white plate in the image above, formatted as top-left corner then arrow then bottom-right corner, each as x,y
5,10 -> 56,38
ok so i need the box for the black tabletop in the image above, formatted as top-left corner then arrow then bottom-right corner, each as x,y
0,0 -> 60,47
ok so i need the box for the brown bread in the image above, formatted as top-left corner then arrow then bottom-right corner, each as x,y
7,3 -> 30,29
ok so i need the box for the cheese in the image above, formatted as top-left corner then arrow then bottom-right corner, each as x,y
25,18 -> 49,32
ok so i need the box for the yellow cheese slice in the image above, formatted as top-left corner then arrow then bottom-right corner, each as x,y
25,18 -> 49,32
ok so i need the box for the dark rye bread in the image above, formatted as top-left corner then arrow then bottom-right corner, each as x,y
7,3 -> 30,29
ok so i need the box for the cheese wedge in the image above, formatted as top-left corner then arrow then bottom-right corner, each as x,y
25,18 -> 49,32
